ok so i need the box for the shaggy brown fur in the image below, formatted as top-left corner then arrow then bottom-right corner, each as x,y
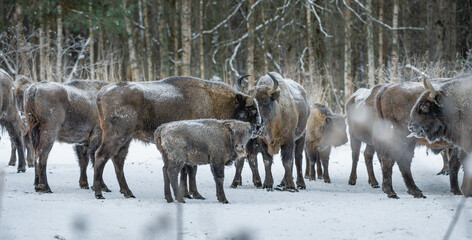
93,76 -> 261,199
0,69 -> 28,172
232,72 -> 309,191
155,119 -> 253,203
305,103 -> 347,183
24,80 -> 108,193
409,74 -> 472,196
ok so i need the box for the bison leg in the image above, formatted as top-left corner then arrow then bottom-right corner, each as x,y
260,142 -> 274,190
320,148 -> 331,183
34,139 -> 54,193
179,166 -> 191,198
305,148 -> 317,181
74,145 -> 90,189
447,148 -> 462,195
316,153 -> 323,180
294,136 -> 306,189
247,156 -> 262,188
3,120 -> 26,172
438,150 -> 450,175
163,165 -> 174,203
111,141 -> 135,198
211,164 -> 228,204
93,142 -> 115,199
304,150 -> 310,179
280,142 -> 296,190
348,138 -> 361,185
364,144 -> 379,188
8,143 -> 16,166
231,157 -> 244,188
168,166 -> 185,203
381,158 -> 398,199
397,157 -> 425,198
188,166 -> 204,199
24,133 -> 34,168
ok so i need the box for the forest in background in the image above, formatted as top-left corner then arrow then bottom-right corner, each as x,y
0,0 -> 471,112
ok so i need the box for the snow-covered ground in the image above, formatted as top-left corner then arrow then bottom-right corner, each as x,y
0,133 -> 471,240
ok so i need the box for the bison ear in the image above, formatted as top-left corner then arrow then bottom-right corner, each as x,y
325,117 -> 332,125
270,89 -> 281,102
434,92 -> 444,107
224,122 -> 234,134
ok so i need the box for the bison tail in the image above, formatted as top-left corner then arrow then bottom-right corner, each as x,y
374,86 -> 387,119
24,86 -> 40,151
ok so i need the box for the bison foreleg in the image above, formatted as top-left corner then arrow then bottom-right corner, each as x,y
75,144 -> 90,189
111,141 -> 135,198
188,166 -> 205,199
280,142 -> 296,190
294,136 -> 305,189
381,157 -> 398,199
179,166 -> 191,198
348,138 -> 361,185
231,158 -> 244,188
364,144 -> 379,188
211,164 -> 228,204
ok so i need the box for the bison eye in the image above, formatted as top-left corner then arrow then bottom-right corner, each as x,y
420,102 -> 430,113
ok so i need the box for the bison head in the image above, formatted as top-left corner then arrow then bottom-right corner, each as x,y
322,114 -> 348,149
408,78 -> 446,142
233,77 -> 262,134
225,121 -> 252,159
238,73 -> 280,133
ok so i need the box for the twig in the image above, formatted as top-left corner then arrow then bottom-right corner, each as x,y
66,37 -> 91,82
192,1 -> 244,40
310,5 -> 332,37
266,52 -> 282,73
300,47 -> 308,73
229,41 -> 242,77
405,64 -> 431,78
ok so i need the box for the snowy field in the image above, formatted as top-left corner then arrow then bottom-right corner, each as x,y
0,133 -> 471,240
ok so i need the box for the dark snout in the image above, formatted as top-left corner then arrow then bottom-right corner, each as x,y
407,121 -> 427,139
235,144 -> 247,158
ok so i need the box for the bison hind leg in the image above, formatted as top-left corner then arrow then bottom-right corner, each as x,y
168,165 -> 185,203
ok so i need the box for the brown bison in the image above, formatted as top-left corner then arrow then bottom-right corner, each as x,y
93,76 -> 261,199
232,72 -> 310,191
304,103 -> 348,183
155,119 -> 254,203
345,86 -> 384,188
24,80 -> 109,193
373,81 -> 461,198
0,69 -> 28,172
8,76 -> 34,168
408,75 -> 472,196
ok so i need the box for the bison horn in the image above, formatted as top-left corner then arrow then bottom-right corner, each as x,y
237,75 -> 250,93
266,73 -> 279,95
246,90 -> 256,106
422,77 -> 437,99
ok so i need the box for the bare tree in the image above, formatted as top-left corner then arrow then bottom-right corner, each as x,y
247,0 -> 255,87
199,0 -> 205,79
390,0 -> 399,82
366,0 -> 375,87
180,0 -> 191,76
142,0 -> 153,81
123,0 -> 140,81
89,1 -> 95,80
305,0 -> 315,86
344,0 -> 353,100
56,5 -> 63,81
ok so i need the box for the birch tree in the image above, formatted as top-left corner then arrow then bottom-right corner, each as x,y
366,0 -> 375,87
247,0 -> 255,88
56,5 -> 63,81
180,0 -> 191,76
123,0 -> 140,81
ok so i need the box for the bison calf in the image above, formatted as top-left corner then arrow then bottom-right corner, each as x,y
155,119 -> 253,204
305,103 -> 348,183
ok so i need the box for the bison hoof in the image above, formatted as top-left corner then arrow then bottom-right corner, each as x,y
414,194 -> 426,199
277,183 -> 286,188
254,181 -> 262,189
95,194 -> 105,199
451,189 -> 463,195
80,185 -> 90,190
388,194 -> 399,199
324,179 -> 331,183
184,194 -> 193,199
230,183 -> 239,189
28,164 -> 34,168
17,169 -> 26,173
317,176 -> 323,180
8,163 -> 15,166
220,200 -> 229,204
297,185 -> 306,190
35,184 -> 52,193
437,170 -> 449,175
371,184 -> 380,188
166,198 -> 174,203
348,181 -> 356,185
177,199 -> 186,203
192,195 -> 205,200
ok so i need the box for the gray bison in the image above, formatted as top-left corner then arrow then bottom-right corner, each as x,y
409,75 -> 472,196
24,80 -> 108,193
155,119 -> 254,203
93,76 -> 261,199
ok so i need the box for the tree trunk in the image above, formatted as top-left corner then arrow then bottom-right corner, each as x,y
343,0 -> 353,101
142,0 -> 153,81
159,0 -> 168,79
15,4 -> 27,76
123,0 -> 140,81
56,5 -> 63,82
247,0 -> 255,88
89,2 -> 95,80
45,20 -> 53,81
390,0 -> 399,83
366,0 -> 375,87
39,4 -> 46,81
378,0 -> 384,68
306,0 -> 318,100
172,0 -> 179,76
181,0 -> 191,76
199,0 -> 205,79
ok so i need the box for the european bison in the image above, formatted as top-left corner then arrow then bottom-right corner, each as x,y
409,75 -> 472,196
0,69 -> 28,173
8,76 -> 34,168
93,76 -> 261,199
345,85 -> 384,188
304,103 -> 348,183
373,81 -> 461,198
155,119 -> 254,203
232,72 -> 309,191
24,80 -> 108,193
